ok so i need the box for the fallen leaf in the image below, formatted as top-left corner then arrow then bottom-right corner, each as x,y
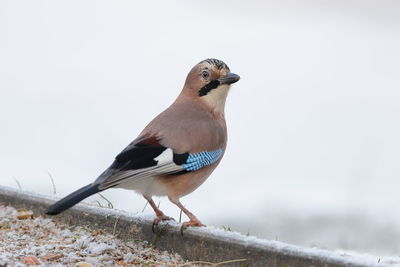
91,229 -> 105,236
23,256 -> 40,265
17,208 -> 34,220
21,225 -> 30,231
117,260 -> 128,266
76,262 -> 94,267
0,221 -> 10,230
41,253 -> 63,261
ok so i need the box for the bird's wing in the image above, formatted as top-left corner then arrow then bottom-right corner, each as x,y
94,135 -> 222,190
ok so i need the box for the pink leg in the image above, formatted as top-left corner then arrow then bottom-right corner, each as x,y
143,196 -> 174,227
168,197 -> 205,230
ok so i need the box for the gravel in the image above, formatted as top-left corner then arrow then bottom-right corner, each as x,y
0,204 -> 195,267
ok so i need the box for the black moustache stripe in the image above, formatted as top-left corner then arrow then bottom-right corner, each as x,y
198,80 -> 220,96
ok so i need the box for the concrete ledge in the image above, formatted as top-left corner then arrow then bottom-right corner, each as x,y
0,186 -> 378,267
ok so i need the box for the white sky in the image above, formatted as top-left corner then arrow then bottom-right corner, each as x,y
1,0 -> 400,255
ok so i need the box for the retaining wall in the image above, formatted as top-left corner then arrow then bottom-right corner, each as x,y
0,186 -> 378,267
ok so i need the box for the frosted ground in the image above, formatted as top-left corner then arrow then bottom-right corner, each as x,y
1,0 -> 400,260
0,204 -> 193,266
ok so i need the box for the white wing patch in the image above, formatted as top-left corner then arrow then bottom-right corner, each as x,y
98,148 -> 183,190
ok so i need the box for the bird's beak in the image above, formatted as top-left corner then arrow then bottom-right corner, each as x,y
218,72 -> 240,85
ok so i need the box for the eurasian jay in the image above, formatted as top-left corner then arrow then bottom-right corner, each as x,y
45,59 -> 240,229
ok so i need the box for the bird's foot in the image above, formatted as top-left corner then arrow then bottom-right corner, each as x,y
152,214 -> 174,232
180,218 -> 205,235
153,214 -> 174,225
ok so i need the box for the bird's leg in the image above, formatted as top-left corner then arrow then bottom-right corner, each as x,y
143,196 -> 174,228
168,197 -> 205,231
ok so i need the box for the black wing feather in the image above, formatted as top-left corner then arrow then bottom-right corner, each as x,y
95,136 -> 170,185
116,145 -> 167,171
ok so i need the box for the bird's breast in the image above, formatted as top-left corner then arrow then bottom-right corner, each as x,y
157,164 -> 219,198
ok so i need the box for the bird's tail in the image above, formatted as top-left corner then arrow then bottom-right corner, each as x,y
45,184 -> 101,215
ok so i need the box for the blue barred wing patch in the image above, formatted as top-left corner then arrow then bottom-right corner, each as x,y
182,149 -> 223,171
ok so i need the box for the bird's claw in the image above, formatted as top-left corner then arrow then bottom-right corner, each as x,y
152,215 -> 175,233
180,219 -> 205,235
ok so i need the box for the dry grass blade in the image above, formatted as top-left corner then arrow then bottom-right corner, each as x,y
47,171 -> 57,195
113,215 -> 121,236
13,176 -> 22,190
97,193 -> 114,208
142,201 -> 148,212
180,258 -> 247,266
179,209 -> 183,223
35,240 -> 73,245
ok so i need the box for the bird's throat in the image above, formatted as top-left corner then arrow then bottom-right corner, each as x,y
201,85 -> 229,115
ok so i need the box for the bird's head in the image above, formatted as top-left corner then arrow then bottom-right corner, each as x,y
180,58 -> 240,113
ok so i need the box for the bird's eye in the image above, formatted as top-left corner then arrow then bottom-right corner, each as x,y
201,71 -> 210,80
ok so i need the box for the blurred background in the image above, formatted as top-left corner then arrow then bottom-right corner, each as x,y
1,0 -> 400,256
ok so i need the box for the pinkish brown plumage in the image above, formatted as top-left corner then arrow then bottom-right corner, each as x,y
45,59 -> 240,230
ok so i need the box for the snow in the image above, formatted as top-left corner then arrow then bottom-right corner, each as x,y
190,226 -> 400,266
86,241 -> 115,254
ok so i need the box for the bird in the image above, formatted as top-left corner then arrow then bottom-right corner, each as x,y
45,58 -> 240,229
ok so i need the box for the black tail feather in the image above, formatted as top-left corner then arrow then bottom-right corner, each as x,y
45,184 -> 101,215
